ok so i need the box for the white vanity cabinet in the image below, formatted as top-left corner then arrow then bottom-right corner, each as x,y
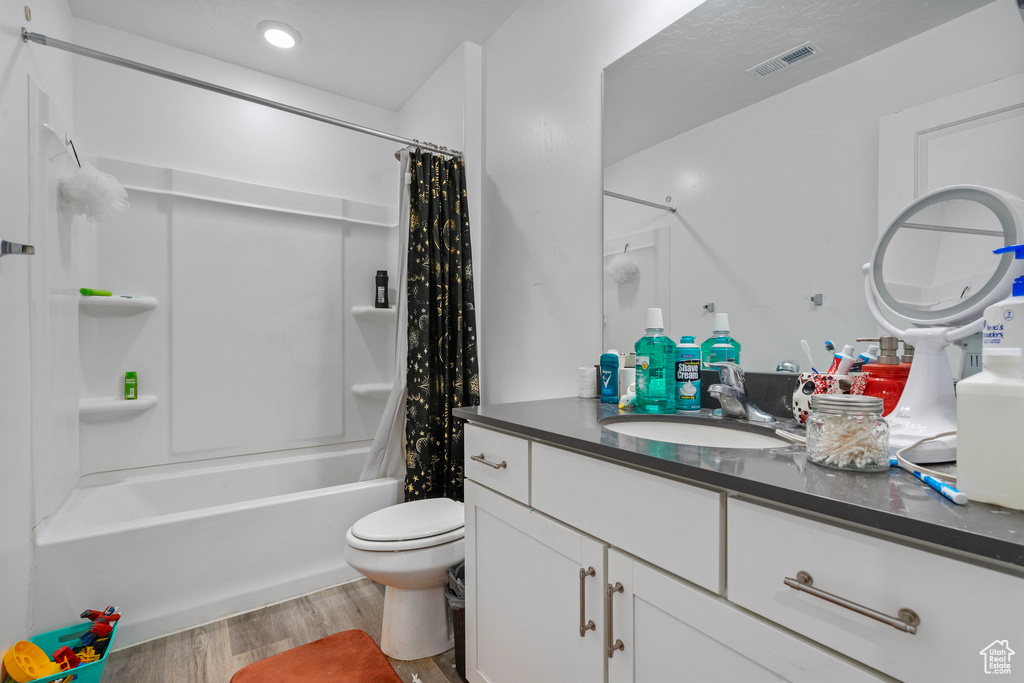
728,498 -> 1024,682
605,550 -> 881,683
463,424 -> 886,682
465,480 -> 607,683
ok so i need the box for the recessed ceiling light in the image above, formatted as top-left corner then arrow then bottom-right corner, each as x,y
258,21 -> 301,49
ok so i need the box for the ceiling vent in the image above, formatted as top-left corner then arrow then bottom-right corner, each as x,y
747,42 -> 820,80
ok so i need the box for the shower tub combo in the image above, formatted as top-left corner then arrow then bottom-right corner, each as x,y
34,447 -> 401,648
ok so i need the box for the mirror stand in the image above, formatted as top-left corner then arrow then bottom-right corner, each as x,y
864,185 -> 1024,464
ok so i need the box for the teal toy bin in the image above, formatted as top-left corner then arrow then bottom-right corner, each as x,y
5,621 -> 118,683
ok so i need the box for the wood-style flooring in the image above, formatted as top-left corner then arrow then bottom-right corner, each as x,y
104,579 -> 464,683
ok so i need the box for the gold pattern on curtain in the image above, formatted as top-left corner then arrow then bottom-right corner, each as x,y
404,151 -> 480,501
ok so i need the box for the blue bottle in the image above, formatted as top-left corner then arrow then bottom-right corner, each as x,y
600,350 -> 620,403
635,308 -> 676,414
675,336 -> 701,411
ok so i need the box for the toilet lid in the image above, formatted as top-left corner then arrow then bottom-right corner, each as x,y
351,498 -> 464,542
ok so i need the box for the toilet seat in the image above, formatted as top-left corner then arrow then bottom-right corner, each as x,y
346,526 -> 464,552
347,498 -> 465,552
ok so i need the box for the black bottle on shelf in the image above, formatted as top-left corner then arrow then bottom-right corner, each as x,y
375,270 -> 389,308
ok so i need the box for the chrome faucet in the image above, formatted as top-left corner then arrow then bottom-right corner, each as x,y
708,362 -> 776,423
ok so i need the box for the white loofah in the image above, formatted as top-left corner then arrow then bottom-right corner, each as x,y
59,160 -> 130,222
606,252 -> 640,285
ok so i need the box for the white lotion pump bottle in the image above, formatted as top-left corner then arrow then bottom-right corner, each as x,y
957,244 -> 1024,509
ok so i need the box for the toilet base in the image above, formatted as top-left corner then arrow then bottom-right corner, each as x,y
381,584 -> 453,660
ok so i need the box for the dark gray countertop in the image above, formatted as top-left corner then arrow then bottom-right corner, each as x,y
454,397 -> 1024,569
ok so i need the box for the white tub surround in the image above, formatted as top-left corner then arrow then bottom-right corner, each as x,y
34,448 -> 401,648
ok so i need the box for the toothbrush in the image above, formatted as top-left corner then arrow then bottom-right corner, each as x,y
825,340 -> 835,354
889,457 -> 967,505
800,340 -> 818,374
914,471 -> 968,505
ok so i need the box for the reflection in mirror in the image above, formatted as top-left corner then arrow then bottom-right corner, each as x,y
882,200 -> 1004,312
603,0 -> 1024,372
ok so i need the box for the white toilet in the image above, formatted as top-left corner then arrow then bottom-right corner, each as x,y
344,498 -> 465,660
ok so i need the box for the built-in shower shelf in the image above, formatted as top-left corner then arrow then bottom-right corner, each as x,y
351,383 -> 391,399
80,394 -> 158,419
79,295 -> 158,314
351,305 -> 397,320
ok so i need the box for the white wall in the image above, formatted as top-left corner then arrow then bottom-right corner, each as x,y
481,0 -> 704,404
398,41 -> 484,373
604,0 -> 1024,371
73,20 -> 401,205
0,0 -> 74,649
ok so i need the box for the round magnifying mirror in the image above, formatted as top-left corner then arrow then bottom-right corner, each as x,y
865,185 -> 1024,464
871,186 -> 1024,328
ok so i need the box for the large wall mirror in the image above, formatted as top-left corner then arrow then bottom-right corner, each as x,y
603,0 -> 1024,373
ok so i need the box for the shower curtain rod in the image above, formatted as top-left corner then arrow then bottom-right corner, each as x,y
603,190 -> 676,213
22,29 -> 462,159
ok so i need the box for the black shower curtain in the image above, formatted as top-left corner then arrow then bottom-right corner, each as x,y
404,150 -> 480,502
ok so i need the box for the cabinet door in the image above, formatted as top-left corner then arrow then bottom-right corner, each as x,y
606,550 -> 883,683
465,481 -> 606,683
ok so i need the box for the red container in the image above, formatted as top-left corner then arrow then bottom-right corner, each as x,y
861,364 -> 910,416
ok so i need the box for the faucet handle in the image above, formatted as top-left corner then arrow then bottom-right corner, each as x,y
709,362 -> 745,391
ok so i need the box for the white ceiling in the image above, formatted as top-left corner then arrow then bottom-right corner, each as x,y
604,0 -> 997,165
66,0 -> 526,111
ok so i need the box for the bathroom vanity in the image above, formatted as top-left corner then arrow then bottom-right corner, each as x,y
455,398 -> 1024,682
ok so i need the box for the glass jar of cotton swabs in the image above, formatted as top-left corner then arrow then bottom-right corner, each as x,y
805,395 -> 890,472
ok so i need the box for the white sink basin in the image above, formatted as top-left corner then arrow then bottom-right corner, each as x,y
602,420 -> 788,449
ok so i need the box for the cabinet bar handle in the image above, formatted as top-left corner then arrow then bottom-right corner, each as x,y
579,567 -> 596,637
470,453 -> 507,470
606,582 -> 625,657
783,571 -> 920,635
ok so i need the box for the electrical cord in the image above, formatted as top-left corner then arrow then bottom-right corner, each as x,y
894,431 -> 958,482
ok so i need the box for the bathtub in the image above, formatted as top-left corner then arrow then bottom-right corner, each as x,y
33,446 -> 402,649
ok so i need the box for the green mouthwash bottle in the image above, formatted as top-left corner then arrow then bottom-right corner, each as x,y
635,308 -> 676,414
701,313 -> 741,367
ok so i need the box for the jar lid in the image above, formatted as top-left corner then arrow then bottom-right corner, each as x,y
810,394 -> 883,415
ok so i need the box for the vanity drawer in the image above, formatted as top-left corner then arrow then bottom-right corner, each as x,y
531,443 -> 722,593
728,498 -> 1024,682
464,424 -> 530,504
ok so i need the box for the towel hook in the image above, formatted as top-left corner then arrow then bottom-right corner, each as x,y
1,240 -> 35,257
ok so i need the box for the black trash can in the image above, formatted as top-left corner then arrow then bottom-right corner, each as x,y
445,561 -> 467,681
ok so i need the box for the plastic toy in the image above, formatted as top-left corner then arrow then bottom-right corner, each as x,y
76,646 -> 101,663
79,606 -> 121,647
2,640 -> 61,682
53,645 -> 81,671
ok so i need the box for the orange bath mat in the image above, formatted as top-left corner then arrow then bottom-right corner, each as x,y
230,629 -> 403,683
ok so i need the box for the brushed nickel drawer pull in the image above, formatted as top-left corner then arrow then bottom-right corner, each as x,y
579,567 -> 596,637
784,571 -> 920,635
470,453 -> 507,470
606,582 -> 625,657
